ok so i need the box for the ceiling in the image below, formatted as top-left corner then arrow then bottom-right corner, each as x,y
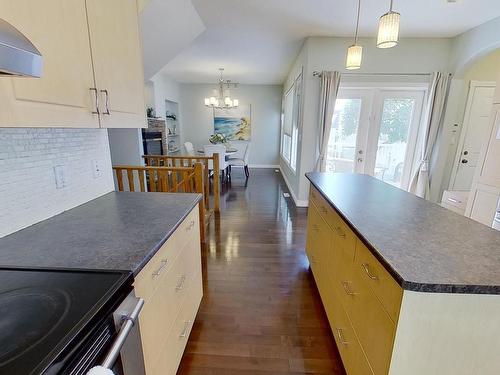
158,0 -> 500,84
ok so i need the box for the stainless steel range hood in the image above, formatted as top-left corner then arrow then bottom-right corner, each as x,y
0,18 -> 42,77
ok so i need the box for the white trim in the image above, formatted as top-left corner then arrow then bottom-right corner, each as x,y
245,164 -> 280,169
279,167 -> 309,207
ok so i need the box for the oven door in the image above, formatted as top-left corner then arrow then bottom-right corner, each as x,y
59,293 -> 145,375
108,293 -> 146,375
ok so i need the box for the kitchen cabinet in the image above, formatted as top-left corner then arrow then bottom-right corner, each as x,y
306,180 -> 500,375
86,0 -> 146,128
134,205 -> 203,375
467,183 -> 500,226
0,0 -> 97,128
0,0 -> 146,128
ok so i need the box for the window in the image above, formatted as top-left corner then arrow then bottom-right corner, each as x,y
281,73 -> 302,172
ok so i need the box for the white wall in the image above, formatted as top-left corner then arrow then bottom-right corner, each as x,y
179,83 -> 283,167
0,128 -> 114,237
286,37 -> 453,204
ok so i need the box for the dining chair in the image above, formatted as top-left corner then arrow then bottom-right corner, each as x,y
228,142 -> 250,178
184,142 -> 195,156
203,144 -> 229,182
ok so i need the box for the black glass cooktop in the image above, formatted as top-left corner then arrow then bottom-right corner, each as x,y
0,267 -> 132,375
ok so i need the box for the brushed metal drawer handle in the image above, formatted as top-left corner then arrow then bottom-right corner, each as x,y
185,220 -> 195,231
151,259 -> 168,279
336,328 -> 348,345
362,263 -> 379,280
341,281 -> 356,296
175,275 -> 187,291
336,227 -> 346,238
447,197 -> 461,204
179,320 -> 192,338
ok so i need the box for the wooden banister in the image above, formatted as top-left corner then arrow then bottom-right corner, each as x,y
142,154 -> 220,214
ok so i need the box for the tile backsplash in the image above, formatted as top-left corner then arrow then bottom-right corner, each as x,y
0,128 -> 114,237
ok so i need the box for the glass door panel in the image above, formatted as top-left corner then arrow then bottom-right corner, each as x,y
374,98 -> 416,186
368,91 -> 424,189
326,98 -> 362,172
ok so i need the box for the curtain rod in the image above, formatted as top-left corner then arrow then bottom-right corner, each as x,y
312,71 -> 432,77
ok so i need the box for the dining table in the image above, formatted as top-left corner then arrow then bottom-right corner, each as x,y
196,147 -> 238,159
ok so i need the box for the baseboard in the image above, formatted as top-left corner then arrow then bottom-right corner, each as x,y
278,168 -> 309,208
247,164 -> 280,169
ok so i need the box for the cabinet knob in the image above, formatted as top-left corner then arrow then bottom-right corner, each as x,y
461,159 -> 468,164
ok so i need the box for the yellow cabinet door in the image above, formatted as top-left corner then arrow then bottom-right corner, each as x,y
86,0 -> 146,128
0,0 -> 99,128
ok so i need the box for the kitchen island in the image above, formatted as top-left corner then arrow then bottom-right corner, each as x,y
305,173 -> 500,375
0,191 -> 204,375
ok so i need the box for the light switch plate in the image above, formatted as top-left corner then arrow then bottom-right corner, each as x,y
53,165 -> 67,189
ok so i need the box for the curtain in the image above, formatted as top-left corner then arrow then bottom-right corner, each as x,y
315,71 -> 341,172
409,72 -> 451,198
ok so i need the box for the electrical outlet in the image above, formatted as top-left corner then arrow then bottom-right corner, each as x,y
53,165 -> 67,189
92,160 -> 102,178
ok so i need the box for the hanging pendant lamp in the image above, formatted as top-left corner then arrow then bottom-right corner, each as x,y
377,0 -> 400,49
345,0 -> 362,70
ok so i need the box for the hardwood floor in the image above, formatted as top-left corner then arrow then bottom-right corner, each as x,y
178,168 -> 345,374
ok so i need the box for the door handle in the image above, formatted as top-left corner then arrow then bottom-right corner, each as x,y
90,88 -> 99,115
100,89 -> 111,115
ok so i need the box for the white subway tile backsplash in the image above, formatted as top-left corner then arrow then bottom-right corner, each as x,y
0,128 -> 114,237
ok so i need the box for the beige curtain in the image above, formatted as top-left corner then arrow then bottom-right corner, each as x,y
316,71 -> 341,172
409,72 -> 451,198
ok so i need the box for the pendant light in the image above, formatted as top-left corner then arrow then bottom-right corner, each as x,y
377,0 -> 400,49
345,0 -> 362,70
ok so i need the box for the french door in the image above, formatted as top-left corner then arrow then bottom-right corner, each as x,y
326,87 -> 425,190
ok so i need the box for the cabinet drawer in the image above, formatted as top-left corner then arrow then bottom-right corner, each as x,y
134,206 -> 199,301
310,186 -> 336,229
355,241 -> 402,323
326,286 -> 374,375
139,234 -> 200,369
331,214 -> 356,283
149,270 -> 203,375
338,260 -> 396,375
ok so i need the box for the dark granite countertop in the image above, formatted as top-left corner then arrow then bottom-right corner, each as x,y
306,173 -> 500,294
0,192 -> 202,275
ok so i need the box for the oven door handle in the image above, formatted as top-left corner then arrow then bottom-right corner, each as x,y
101,298 -> 145,369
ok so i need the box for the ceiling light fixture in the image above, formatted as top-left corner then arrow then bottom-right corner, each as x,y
345,0 -> 362,70
377,0 -> 400,49
204,68 -> 239,109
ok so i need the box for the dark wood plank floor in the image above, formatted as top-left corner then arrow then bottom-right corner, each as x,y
178,168 -> 345,374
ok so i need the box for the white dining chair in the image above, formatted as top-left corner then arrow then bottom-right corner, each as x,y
228,142 -> 250,177
203,144 -> 229,182
184,142 -> 195,156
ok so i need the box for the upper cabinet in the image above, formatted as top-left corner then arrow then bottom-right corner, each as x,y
0,0 -> 146,128
0,0 -> 97,128
86,0 -> 146,128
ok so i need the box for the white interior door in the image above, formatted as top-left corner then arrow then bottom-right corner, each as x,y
326,86 -> 425,190
450,83 -> 496,191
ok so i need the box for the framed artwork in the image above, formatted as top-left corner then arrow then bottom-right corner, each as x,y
214,104 -> 251,140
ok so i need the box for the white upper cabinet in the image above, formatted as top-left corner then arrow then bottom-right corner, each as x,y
0,0 -> 98,128
86,0 -> 146,128
0,0 -> 146,128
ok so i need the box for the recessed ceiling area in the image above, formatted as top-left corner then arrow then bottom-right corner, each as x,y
158,0 -> 500,84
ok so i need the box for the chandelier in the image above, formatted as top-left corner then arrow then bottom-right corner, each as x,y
204,68 -> 239,109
